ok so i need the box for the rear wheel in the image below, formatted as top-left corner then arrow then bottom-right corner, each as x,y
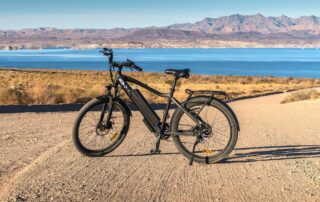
72,98 -> 130,157
171,97 -> 238,164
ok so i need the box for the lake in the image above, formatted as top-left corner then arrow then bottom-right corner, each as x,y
1,48 -> 320,78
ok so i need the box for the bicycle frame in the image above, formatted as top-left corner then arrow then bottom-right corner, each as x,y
109,70 -> 206,136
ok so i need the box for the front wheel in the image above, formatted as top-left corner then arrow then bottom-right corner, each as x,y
72,98 -> 130,157
171,96 -> 239,164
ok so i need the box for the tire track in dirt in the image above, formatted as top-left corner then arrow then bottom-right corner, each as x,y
121,159 -> 158,201
222,166 -> 247,202
150,158 -> 177,202
157,167 -> 176,201
101,150 -> 160,200
0,139 -> 70,201
193,165 -> 213,202
106,158 -> 154,201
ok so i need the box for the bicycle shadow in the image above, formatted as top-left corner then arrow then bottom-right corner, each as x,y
223,144 -> 320,164
106,145 -> 320,164
106,151 -> 180,158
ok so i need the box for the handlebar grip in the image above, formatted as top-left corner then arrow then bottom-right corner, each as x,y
126,59 -> 142,71
100,48 -> 112,56
133,65 -> 143,72
103,48 -> 112,53
100,48 -> 113,64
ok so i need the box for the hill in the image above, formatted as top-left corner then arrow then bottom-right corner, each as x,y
1,14 -> 320,49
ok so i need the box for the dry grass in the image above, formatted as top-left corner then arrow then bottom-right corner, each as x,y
281,89 -> 320,104
1,68 -> 320,105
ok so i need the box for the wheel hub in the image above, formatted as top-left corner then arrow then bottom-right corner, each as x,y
200,125 -> 212,139
96,122 -> 109,136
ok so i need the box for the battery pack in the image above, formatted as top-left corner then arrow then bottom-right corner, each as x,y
131,89 -> 160,132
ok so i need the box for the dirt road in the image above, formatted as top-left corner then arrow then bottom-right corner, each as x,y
0,92 -> 319,201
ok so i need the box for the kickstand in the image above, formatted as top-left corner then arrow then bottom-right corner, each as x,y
189,137 -> 201,166
150,134 -> 162,154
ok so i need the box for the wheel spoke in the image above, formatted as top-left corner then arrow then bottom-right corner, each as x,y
175,100 -> 236,161
76,101 -> 127,152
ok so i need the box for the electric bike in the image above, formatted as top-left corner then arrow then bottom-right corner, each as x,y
72,48 -> 240,165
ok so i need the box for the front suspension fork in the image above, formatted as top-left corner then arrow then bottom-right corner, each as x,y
99,98 -> 114,129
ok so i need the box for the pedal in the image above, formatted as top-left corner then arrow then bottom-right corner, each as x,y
150,149 -> 161,154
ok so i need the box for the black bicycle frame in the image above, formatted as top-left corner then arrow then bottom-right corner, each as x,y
112,71 -> 205,135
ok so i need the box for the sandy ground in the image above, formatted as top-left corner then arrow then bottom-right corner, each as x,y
0,91 -> 319,202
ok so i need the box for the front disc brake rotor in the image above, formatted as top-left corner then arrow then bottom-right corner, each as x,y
96,122 -> 109,136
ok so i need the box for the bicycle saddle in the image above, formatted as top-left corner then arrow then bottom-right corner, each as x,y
165,68 -> 190,79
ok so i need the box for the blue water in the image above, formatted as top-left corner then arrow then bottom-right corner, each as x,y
1,48 -> 320,78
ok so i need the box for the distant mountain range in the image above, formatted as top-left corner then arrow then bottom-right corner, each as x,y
168,14 -> 320,35
1,14 -> 320,49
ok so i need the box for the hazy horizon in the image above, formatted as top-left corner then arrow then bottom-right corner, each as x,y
2,0 -> 320,30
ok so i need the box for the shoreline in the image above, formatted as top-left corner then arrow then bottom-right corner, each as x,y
2,46 -> 320,51
2,42 -> 320,50
1,47 -> 320,51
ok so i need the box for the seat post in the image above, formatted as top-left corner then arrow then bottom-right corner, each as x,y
170,77 -> 178,97
160,77 -> 178,132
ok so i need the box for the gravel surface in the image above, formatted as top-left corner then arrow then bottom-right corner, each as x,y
0,92 -> 319,201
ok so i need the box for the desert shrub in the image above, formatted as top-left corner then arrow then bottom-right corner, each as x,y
26,85 -> 57,104
0,88 -> 31,104
229,91 -> 245,98
56,88 -> 86,103
281,89 -> 320,104
250,89 -> 263,94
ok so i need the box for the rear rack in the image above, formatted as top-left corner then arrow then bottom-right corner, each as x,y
185,89 -> 230,100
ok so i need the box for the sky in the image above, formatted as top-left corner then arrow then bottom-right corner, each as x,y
1,0 -> 320,30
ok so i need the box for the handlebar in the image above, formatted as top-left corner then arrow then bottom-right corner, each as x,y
111,60 -> 143,72
100,48 -> 143,72
124,59 -> 143,72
